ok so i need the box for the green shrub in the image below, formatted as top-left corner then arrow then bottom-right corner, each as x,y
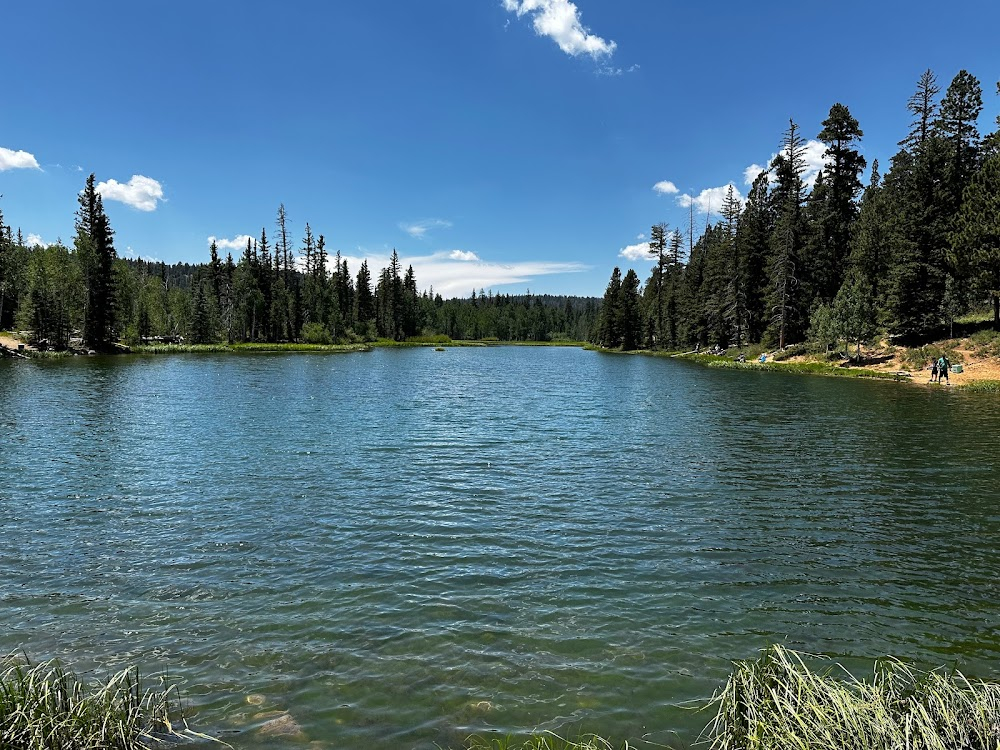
300,322 -> 333,345
899,344 -> 963,371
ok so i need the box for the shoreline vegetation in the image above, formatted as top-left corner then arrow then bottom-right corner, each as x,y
0,331 -> 589,358
0,656 -> 207,750
586,321 -> 1000,392
10,646 -> 1000,750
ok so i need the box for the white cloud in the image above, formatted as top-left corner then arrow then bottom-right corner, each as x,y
0,146 -> 41,171
400,218 -> 453,239
619,241 -> 652,262
208,235 -> 254,251
96,175 -> 165,211
800,140 -> 828,187
636,233 -> 646,241
25,233 -> 49,248
653,180 -> 679,195
120,245 -> 162,263
340,248 -> 587,297
503,0 -> 616,59
743,139 -> 830,188
744,164 -> 766,185
677,183 -> 744,216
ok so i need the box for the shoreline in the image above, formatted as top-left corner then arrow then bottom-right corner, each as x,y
589,345 -> 1000,392
0,336 -> 590,359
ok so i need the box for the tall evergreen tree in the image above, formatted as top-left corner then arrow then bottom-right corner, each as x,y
900,69 -> 940,151
597,267 -> 624,348
952,153 -> 1000,328
814,102 -> 866,305
647,222 -> 668,347
849,160 -> 894,309
719,185 -> 747,347
767,121 -> 807,348
76,174 -> 118,348
736,172 -> 774,342
621,269 -> 643,350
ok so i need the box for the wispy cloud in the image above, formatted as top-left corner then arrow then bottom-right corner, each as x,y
341,248 -> 587,297
97,175 -> 165,212
208,235 -> 254,251
502,0 -> 616,59
652,180 -> 679,195
120,246 -> 162,263
25,233 -> 49,248
744,139 -> 829,188
596,62 -> 639,77
400,218 -> 453,239
0,146 -> 41,171
677,183 -> 744,216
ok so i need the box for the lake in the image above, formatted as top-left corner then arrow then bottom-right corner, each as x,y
2,347 -> 999,749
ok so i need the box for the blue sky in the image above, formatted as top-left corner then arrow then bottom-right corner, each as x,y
2,0 -> 998,297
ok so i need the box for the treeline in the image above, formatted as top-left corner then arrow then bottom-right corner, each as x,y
0,184 -> 600,349
595,69 -> 1000,353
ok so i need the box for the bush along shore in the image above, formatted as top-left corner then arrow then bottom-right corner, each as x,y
0,656 -> 210,750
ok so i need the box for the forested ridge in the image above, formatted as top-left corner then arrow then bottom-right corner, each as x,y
594,69 -> 1000,353
0,184 -> 598,350
3,69 -> 998,356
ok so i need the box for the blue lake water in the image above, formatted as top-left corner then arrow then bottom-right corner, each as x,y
2,347 -> 999,748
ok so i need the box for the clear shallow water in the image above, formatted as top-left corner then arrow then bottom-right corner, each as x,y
2,347 -> 999,749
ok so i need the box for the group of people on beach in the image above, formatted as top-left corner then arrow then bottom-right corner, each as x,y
930,355 -> 951,384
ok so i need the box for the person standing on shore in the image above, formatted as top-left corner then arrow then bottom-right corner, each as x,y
931,358 -> 939,383
940,355 -> 950,384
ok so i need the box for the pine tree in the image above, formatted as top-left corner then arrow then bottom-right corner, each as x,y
767,121 -> 807,348
936,70 -> 984,201
355,260 -> 375,334
0,206 -> 11,330
952,153 -> 1000,328
621,269 -> 643,350
647,222 -> 668,347
76,174 -> 117,348
815,102 -> 866,305
900,69 -> 940,151
597,267 -> 624,348
720,184 -> 747,347
736,172 -> 774,342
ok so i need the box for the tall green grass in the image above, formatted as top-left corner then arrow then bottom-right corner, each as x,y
705,644 -> 1000,750
958,379 -> 1000,393
0,657 -> 209,749
466,732 -> 633,750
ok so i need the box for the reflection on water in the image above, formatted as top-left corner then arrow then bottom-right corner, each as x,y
1,349 -> 999,749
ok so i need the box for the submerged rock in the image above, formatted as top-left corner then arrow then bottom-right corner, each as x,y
257,711 -> 306,739
245,693 -> 266,707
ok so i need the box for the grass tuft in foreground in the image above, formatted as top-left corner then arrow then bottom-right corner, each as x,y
467,732 -> 634,750
0,657 -> 210,750
705,644 -> 1000,750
